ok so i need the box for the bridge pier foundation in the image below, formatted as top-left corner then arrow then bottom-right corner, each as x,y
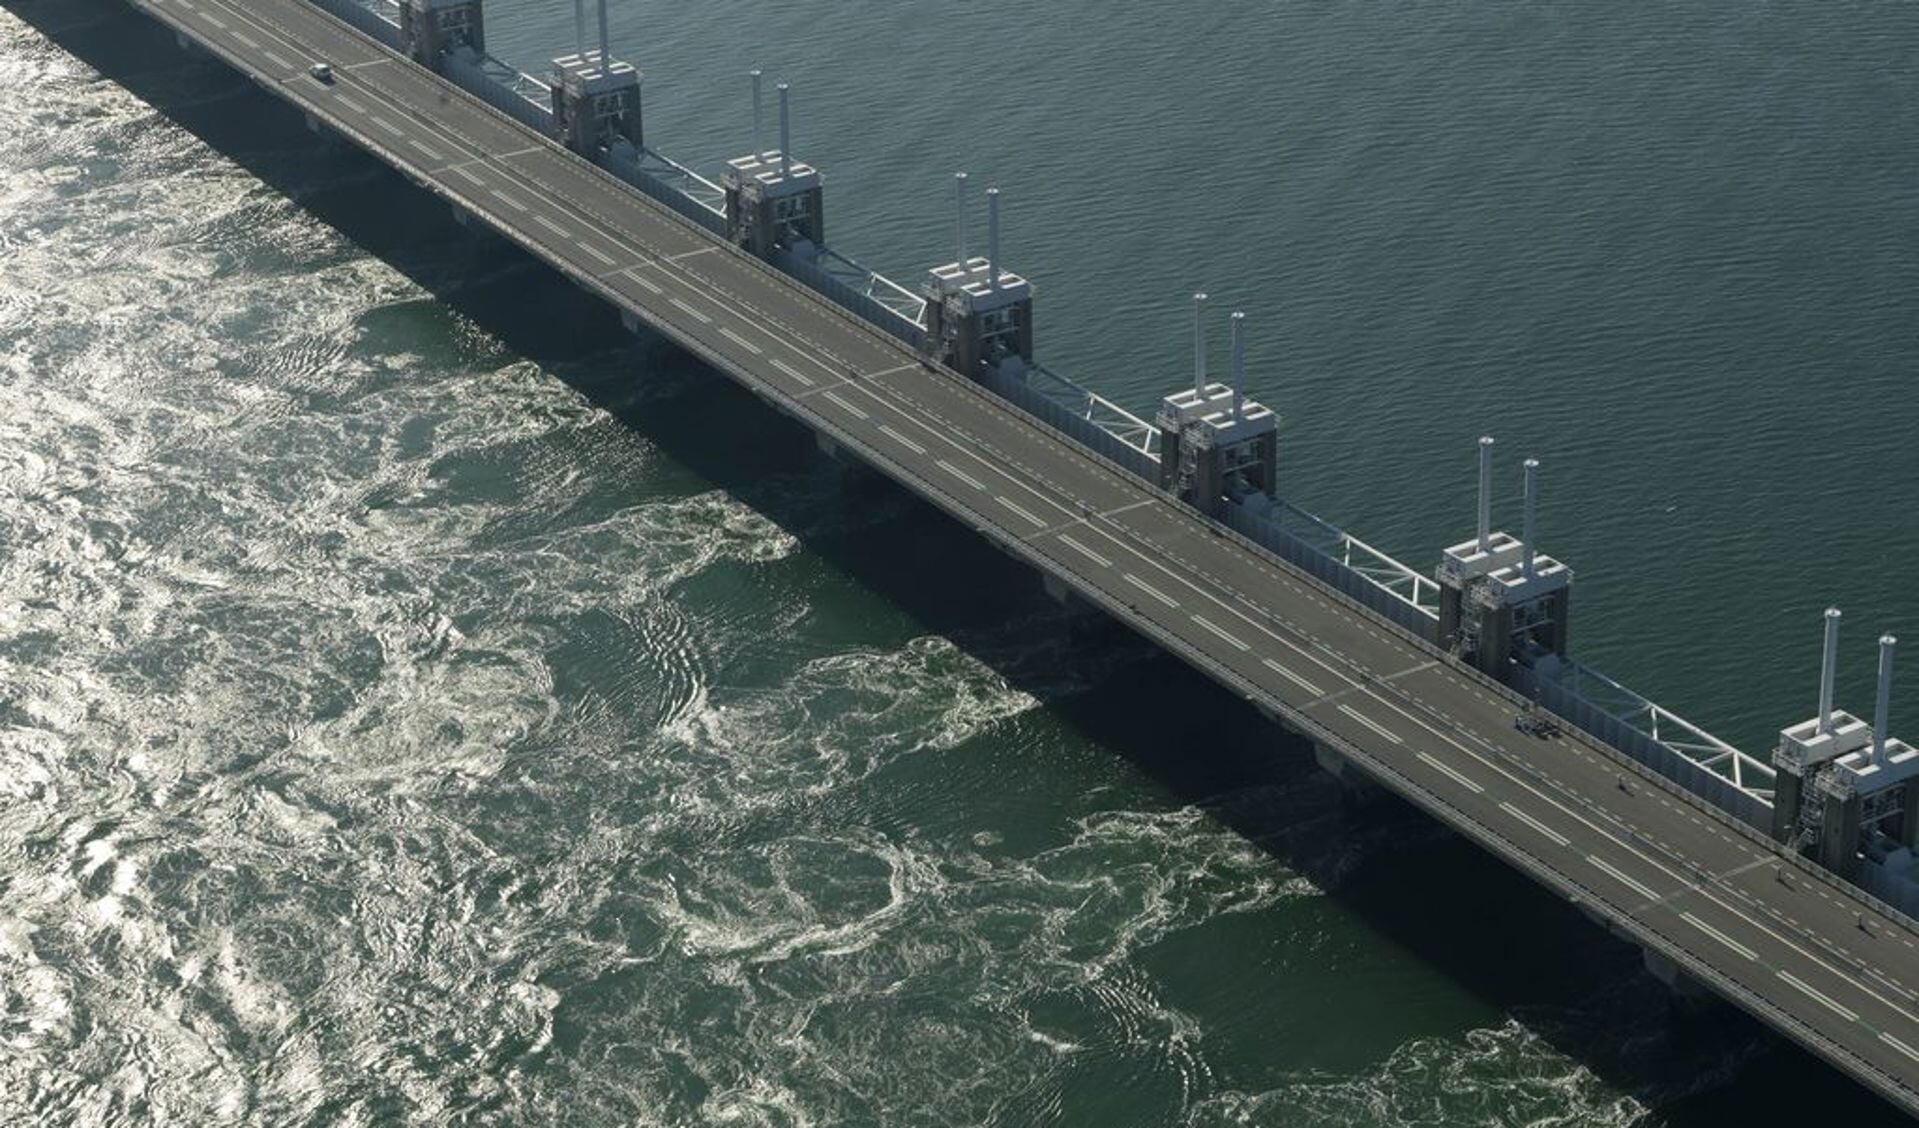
1641,947 -> 1714,1006
1311,741 -> 1382,802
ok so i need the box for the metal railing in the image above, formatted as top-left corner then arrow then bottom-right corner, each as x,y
307,0 -> 400,47
1224,493 -> 1441,640
773,247 -> 926,348
442,48 -> 553,134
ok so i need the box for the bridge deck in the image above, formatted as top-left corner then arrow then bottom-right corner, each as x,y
121,0 -> 1919,1112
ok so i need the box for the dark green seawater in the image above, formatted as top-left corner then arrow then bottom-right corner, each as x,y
3,1 -> 1917,1124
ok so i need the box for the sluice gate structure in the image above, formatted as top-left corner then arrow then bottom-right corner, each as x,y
103,0 -> 1919,1114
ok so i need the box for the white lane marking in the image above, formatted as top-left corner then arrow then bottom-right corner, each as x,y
1191,615 -> 1250,652
263,50 -> 292,69
1778,971 -> 1861,1023
1588,855 -> 1662,903
998,496 -> 1047,528
878,425 -> 926,456
255,54 -> 1919,1029
203,12 -> 227,28
1681,912 -> 1759,962
719,327 -> 762,354
223,53 -> 1909,1028
1125,573 -> 1179,608
938,459 -> 988,492
533,215 -> 573,239
576,242 -> 616,267
1416,750 -> 1485,794
231,30 -> 258,48
624,270 -> 662,295
1882,1032 -> 1919,1064
1262,658 -> 1323,697
1057,535 -> 1112,569
493,190 -> 528,212
1500,802 -> 1572,848
822,391 -> 869,421
1340,704 -> 1404,745
1353,686 -> 1919,1027
370,115 -> 403,137
408,139 -> 442,161
448,165 -> 484,187
668,298 -> 711,325
771,359 -> 814,387
1080,523 -> 1353,687
336,95 -> 366,115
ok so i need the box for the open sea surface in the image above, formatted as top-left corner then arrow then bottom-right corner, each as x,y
2,1 -> 1917,1124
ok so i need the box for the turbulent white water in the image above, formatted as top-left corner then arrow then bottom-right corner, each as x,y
0,5 -> 1850,1126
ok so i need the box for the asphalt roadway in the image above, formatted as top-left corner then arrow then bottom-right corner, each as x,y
108,0 -> 1919,1114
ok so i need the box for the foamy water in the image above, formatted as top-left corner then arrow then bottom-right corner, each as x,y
2,3 -> 1910,1126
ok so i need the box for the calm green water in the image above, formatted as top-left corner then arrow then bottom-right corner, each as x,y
3,1 -> 1917,1124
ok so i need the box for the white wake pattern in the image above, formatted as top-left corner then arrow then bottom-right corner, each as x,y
0,9 -> 1757,1128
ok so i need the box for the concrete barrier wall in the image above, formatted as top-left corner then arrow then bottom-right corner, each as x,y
1223,501 -> 1440,643
306,0 -> 400,49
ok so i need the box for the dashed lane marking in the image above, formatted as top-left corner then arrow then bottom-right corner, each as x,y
1341,704 -> 1405,745
1191,615 -> 1250,652
822,391 -> 869,421
1057,535 -> 1112,569
938,459 -> 988,492
719,327 -> 762,354
533,215 -> 573,239
1125,573 -> 1179,608
878,425 -> 925,455
1778,971 -> 1860,1023
1588,855 -> 1662,903
1500,802 -> 1572,848
668,298 -> 711,325
1681,912 -> 1760,961
1262,658 -> 1323,697
998,496 -> 1047,528
578,242 -> 618,267
772,359 -> 814,387
1417,750 -> 1485,793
